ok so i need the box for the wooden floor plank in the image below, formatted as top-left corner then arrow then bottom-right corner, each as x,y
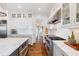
26,43 -> 48,56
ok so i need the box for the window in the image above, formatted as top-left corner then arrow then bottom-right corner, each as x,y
23,14 -> 27,18
17,14 -> 21,18
11,13 -> 32,18
12,14 -> 16,18
28,13 -> 32,18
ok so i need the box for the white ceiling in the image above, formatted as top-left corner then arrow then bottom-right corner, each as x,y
0,3 -> 55,16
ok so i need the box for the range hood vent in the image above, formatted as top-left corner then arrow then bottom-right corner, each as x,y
48,19 -> 60,24
48,9 -> 61,24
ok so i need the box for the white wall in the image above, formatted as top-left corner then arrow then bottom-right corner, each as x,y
7,11 -> 36,44
47,23 -> 72,39
54,23 -> 72,39
7,10 -> 48,44
0,6 -> 3,11
7,11 -> 34,36
7,11 -> 48,35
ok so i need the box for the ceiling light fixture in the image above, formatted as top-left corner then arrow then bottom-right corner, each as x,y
17,5 -> 21,9
38,8 -> 41,11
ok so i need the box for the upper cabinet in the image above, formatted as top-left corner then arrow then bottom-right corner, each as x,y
62,3 -> 78,28
48,3 -> 79,29
76,3 -> 79,22
62,3 -> 70,25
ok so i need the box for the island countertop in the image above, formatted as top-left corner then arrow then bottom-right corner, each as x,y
53,40 -> 79,56
0,38 -> 29,56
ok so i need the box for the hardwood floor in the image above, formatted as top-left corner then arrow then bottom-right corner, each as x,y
26,43 -> 48,56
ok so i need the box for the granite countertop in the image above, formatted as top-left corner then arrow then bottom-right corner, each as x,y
53,40 -> 79,56
0,38 -> 29,56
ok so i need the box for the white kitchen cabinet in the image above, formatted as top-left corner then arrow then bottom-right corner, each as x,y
62,3 -> 70,25
53,42 -> 68,56
62,3 -> 79,29
62,4 -> 75,28
70,4 -> 76,24
76,3 -> 79,22
19,40 -> 28,56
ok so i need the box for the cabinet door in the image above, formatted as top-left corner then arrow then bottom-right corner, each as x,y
62,3 -> 70,25
70,3 -> 76,24
19,40 -> 28,56
62,3 -> 77,28
53,43 -> 68,56
10,48 -> 19,56
76,3 -> 79,22
53,43 -> 62,56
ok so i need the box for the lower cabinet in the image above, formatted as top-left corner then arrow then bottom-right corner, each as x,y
10,40 -> 28,56
19,45 -> 28,56
19,40 -> 28,56
10,48 -> 19,56
53,43 -> 68,56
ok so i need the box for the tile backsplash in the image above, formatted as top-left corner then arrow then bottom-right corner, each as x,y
72,29 -> 79,40
53,22 -> 79,40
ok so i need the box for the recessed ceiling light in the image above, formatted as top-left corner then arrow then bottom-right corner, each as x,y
38,8 -> 41,11
17,5 -> 21,9
26,8 -> 28,10
6,11 -> 8,12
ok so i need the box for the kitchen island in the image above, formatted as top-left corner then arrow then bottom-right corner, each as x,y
53,40 -> 79,56
0,38 -> 29,56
